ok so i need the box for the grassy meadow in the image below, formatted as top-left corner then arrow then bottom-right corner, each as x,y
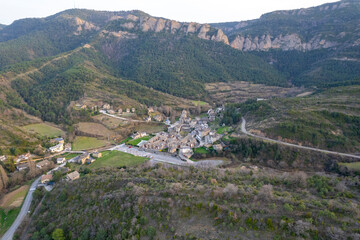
22,123 -> 64,138
89,151 -> 147,169
72,137 -> 108,151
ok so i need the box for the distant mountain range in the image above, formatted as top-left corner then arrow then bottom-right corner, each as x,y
0,0 -> 359,124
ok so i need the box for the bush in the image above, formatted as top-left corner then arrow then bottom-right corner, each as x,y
283,203 -> 293,212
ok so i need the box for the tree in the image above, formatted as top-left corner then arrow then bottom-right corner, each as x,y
0,165 -> 9,190
52,228 -> 65,240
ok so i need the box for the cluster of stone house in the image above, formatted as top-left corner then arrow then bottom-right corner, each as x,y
101,103 -> 136,115
15,152 -> 32,163
16,159 -> 52,171
142,110 -> 223,158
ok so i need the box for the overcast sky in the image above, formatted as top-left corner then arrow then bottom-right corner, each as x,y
0,0 -> 339,25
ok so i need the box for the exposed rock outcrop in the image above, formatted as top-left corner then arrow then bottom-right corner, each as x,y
211,29 -> 229,45
73,17 -> 99,35
230,33 -> 339,51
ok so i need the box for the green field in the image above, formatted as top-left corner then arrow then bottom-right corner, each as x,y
194,147 -> 209,154
23,123 -> 64,138
127,136 -> 153,146
217,126 -> 232,134
192,100 -> 208,106
89,151 -> 147,169
339,162 -> 360,171
0,185 -> 30,236
0,208 -> 20,236
61,153 -> 81,160
72,137 -> 107,151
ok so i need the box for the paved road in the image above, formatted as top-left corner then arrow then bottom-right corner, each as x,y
109,144 -> 193,166
2,177 -> 41,240
241,118 -> 360,160
100,110 -> 153,123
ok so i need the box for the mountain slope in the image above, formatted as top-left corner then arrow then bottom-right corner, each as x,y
0,1 -> 359,126
0,9 -> 287,125
211,0 -> 360,88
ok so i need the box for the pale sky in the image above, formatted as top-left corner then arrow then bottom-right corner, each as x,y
0,0 -> 339,25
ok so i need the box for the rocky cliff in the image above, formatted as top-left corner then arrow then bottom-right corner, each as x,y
229,33 -> 339,51
213,0 -> 360,52
98,14 -> 229,45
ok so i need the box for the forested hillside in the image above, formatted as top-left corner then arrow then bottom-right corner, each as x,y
0,1 -> 359,144
24,164 -> 360,240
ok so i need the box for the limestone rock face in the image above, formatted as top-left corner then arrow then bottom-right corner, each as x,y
170,20 -> 181,33
141,17 -> 158,32
198,24 -> 211,40
126,14 -> 139,22
73,17 -> 99,35
121,22 -> 135,30
230,33 -> 338,51
155,19 -> 166,32
211,29 -> 229,45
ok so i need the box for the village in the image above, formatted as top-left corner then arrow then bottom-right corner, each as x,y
0,103 -> 226,189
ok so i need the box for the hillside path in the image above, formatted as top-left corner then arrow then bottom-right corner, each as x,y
241,118 -> 360,160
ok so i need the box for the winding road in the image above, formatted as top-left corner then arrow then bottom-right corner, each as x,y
241,118 -> 360,160
2,177 -> 41,240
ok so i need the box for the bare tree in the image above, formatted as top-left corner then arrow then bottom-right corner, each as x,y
27,159 -> 37,179
0,165 -> 8,189
223,183 -> 238,198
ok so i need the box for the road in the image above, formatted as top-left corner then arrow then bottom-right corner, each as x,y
2,177 -> 41,240
110,144 -> 224,167
241,118 -> 360,160
100,110 -> 164,124
109,144 -> 193,166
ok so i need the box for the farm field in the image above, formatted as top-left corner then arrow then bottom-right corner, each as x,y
0,185 -> 30,236
72,136 -> 108,151
76,122 -> 113,137
133,122 -> 166,134
194,147 -> 209,154
61,153 -> 81,160
89,151 -> 147,169
191,100 -> 208,106
339,162 -> 360,171
22,123 -> 64,138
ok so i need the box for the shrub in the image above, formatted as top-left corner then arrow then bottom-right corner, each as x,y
223,183 -> 238,198
284,203 -> 293,212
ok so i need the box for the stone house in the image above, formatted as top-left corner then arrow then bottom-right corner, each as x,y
41,174 -> 53,184
16,163 -> 29,171
57,157 -> 66,164
78,153 -> 90,165
103,104 -> 111,110
66,171 -> 80,181
36,160 -> 51,169
92,152 -> 102,158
